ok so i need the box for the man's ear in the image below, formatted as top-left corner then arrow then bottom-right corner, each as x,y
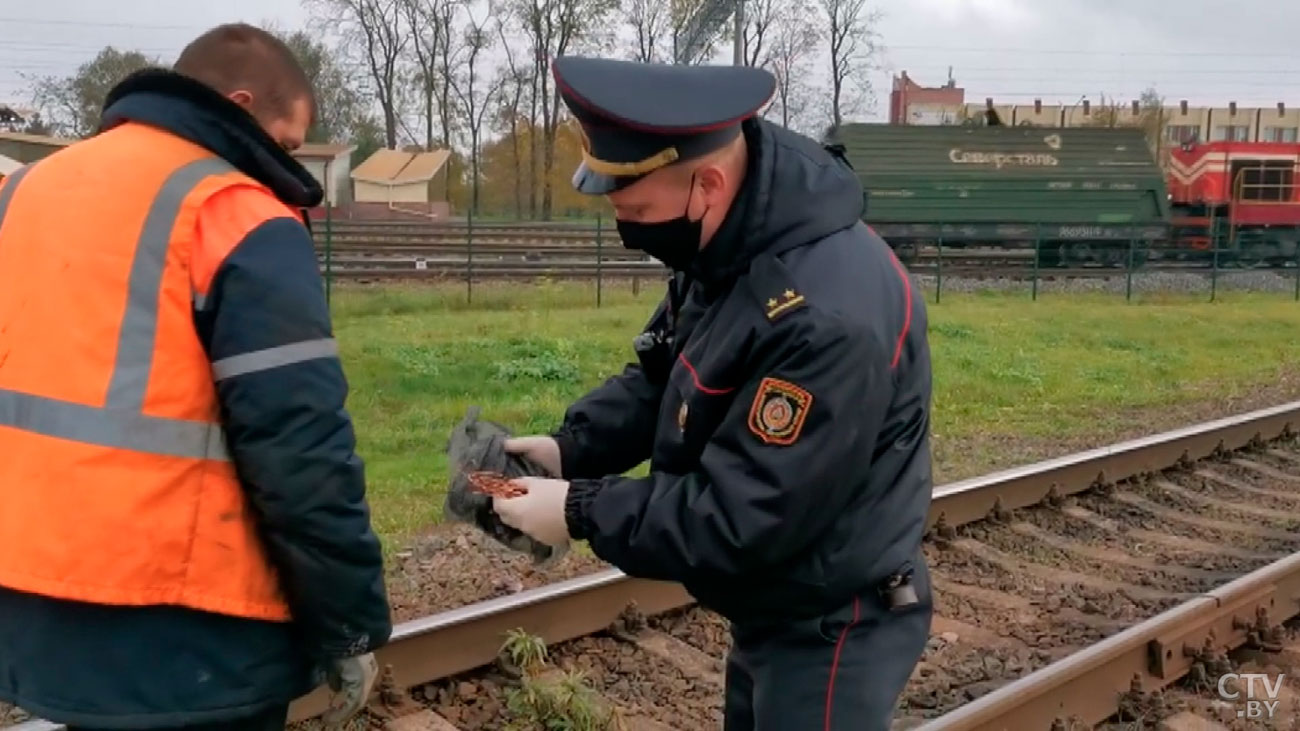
226,89 -> 254,111
696,163 -> 728,203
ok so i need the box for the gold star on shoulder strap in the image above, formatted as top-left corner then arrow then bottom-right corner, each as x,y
766,288 -> 806,321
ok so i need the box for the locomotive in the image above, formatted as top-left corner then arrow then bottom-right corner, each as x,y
1164,140 -> 1300,267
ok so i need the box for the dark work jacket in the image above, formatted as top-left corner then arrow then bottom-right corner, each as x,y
0,70 -> 391,728
556,117 -> 933,625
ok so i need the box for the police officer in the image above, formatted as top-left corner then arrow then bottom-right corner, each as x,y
494,56 -> 934,730
0,24 -> 389,730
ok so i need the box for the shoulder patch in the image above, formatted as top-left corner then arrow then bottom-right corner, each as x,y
745,254 -> 807,322
747,377 -> 813,446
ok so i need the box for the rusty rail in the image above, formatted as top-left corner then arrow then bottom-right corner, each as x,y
7,400 -> 1300,731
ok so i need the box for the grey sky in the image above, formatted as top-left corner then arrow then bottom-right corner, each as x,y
2,0 -> 1295,128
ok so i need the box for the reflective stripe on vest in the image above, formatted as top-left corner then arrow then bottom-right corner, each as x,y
211,338 -> 340,381
0,157 -> 234,462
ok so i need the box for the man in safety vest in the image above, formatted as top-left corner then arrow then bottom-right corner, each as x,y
0,24 -> 391,731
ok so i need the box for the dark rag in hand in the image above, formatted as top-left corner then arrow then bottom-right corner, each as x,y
444,406 -> 566,564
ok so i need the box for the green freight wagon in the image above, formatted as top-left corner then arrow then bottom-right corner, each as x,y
827,124 -> 1171,266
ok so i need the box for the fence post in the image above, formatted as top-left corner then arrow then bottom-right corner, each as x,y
1031,225 -> 1040,301
1210,240 -> 1219,303
466,207 -> 474,305
935,237 -> 943,304
1126,235 -> 1134,303
323,203 -> 333,306
596,213 -> 604,308
1294,245 -> 1299,302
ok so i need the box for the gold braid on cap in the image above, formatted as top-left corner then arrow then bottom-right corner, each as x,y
577,125 -> 680,176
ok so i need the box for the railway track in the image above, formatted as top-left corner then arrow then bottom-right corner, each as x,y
307,228 -> 1296,282
312,249 -> 1282,284
7,401 -> 1300,730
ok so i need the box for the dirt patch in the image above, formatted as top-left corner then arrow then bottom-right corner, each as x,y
385,522 -> 607,623
420,669 -> 515,731
557,636 -> 723,729
423,634 -> 723,731
647,607 -> 732,660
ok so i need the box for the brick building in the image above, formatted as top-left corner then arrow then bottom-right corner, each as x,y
888,71 -> 965,125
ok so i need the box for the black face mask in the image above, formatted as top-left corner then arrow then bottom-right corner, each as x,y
616,177 -> 708,272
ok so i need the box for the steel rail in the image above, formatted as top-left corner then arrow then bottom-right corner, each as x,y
918,550 -> 1300,730
7,400 -> 1300,731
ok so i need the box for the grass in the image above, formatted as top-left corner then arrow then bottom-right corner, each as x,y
330,280 -> 1300,553
499,629 -> 616,730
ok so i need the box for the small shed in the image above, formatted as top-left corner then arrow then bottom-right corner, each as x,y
293,142 -> 355,207
350,148 -> 451,217
0,131 -> 73,164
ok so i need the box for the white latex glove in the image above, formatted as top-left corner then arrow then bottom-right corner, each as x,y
321,652 -> 379,726
504,435 -> 562,477
493,476 -> 571,546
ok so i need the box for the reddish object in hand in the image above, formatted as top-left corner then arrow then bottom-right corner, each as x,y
466,471 -> 528,498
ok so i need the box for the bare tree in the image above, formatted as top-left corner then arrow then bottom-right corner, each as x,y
511,0 -> 619,220
495,21 -> 534,218
310,0 -> 409,148
740,0 -> 782,67
670,0 -> 728,63
401,0 -> 454,150
432,0 -> 467,156
765,0 -> 821,130
452,6 -> 505,213
819,0 -> 879,128
624,0 -> 671,62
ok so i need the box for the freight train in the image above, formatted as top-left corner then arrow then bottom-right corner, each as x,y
829,123 -> 1300,268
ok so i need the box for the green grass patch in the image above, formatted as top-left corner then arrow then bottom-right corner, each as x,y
331,281 -> 1300,553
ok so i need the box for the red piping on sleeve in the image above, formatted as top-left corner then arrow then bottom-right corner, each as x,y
887,252 -> 913,370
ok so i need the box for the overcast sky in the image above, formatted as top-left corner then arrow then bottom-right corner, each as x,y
1,0 -> 1295,125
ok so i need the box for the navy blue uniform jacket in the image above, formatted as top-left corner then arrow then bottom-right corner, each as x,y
0,71 -> 391,728
557,118 -> 934,624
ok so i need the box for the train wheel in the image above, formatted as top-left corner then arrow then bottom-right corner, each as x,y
1060,242 -> 1096,267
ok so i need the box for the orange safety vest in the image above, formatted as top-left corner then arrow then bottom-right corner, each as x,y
0,122 -> 294,622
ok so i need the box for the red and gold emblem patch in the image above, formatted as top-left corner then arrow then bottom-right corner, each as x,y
747,377 -> 813,445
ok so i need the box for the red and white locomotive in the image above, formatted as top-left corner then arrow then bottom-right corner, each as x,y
1165,140 -> 1300,265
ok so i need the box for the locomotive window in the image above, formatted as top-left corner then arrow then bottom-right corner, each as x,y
1231,159 -> 1293,202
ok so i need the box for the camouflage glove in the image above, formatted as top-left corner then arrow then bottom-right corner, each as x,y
321,652 -> 378,726
444,406 -> 568,564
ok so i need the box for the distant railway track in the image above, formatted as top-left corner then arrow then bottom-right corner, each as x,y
309,222 -> 1298,282
312,244 -> 1291,283
9,402 -> 1300,731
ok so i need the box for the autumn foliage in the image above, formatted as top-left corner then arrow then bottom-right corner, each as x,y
470,117 -> 615,221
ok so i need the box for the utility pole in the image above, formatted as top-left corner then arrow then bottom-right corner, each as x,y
732,0 -> 744,65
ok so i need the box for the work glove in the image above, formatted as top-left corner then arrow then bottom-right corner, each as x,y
444,407 -> 566,563
321,652 -> 379,726
494,476 -> 572,547
504,436 -> 562,478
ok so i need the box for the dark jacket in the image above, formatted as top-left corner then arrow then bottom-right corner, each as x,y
556,118 -> 933,625
0,70 -> 390,728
